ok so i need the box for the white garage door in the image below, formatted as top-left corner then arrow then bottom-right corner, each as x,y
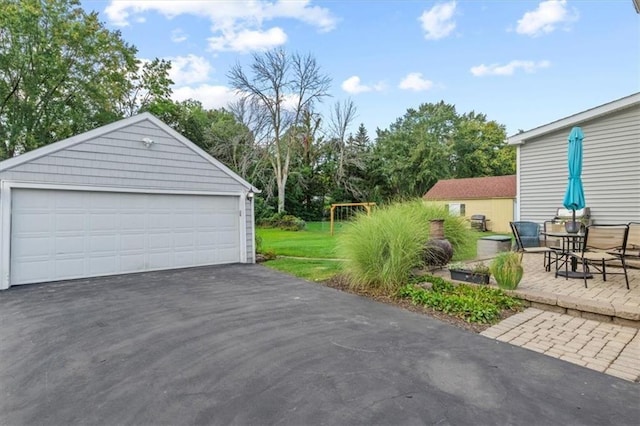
10,189 -> 241,285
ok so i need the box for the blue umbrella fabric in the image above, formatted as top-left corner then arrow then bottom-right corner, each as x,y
562,126 -> 585,223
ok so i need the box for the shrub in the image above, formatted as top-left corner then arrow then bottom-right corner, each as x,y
397,276 -> 522,323
337,200 -> 473,294
258,212 -> 306,231
490,251 -> 524,290
255,234 -> 264,253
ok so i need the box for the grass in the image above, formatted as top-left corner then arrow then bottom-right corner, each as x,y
262,258 -> 343,282
256,221 -> 340,259
337,201 -> 473,293
257,218 -> 506,282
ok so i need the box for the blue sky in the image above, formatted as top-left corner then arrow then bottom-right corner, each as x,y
85,0 -> 639,137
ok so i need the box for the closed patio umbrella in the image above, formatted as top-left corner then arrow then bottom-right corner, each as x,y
562,126 -> 585,233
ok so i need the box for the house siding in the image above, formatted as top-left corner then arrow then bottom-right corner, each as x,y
426,198 -> 514,233
0,118 -> 255,263
518,105 -> 640,225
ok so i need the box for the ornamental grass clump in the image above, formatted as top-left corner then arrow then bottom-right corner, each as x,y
490,251 -> 524,290
338,200 -> 473,294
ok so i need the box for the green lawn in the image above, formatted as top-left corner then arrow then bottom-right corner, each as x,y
262,257 -> 343,282
257,221 -> 342,258
257,221 -> 502,281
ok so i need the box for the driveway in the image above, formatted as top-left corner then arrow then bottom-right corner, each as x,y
0,264 -> 638,425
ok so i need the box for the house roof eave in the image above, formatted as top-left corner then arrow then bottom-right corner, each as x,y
507,92 -> 640,146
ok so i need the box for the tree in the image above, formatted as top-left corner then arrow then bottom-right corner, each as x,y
371,101 -> 515,200
119,58 -> 174,117
0,0 -> 139,158
373,102 -> 455,198
228,49 -> 331,213
450,112 -> 512,178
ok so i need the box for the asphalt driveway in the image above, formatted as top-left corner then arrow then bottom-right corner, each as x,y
0,264 -> 638,425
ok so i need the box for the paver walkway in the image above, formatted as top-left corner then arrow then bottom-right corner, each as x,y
482,308 -> 640,382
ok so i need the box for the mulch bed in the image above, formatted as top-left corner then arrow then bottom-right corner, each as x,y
319,274 -> 521,334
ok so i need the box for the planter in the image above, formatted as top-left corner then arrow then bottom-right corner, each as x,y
449,269 -> 490,285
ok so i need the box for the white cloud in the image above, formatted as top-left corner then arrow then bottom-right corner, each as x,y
104,1 -> 336,52
208,27 -> 287,52
341,76 -> 385,95
470,60 -> 551,76
398,73 -> 433,91
516,0 -> 577,36
168,55 -> 213,85
419,1 -> 456,40
172,84 -> 240,110
171,28 -> 188,43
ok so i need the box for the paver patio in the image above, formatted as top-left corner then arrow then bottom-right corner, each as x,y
437,252 -> 640,382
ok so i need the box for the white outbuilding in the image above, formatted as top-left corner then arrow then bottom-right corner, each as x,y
0,113 -> 258,289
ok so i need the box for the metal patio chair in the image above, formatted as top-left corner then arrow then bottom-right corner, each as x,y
567,224 -> 630,289
510,221 -> 559,272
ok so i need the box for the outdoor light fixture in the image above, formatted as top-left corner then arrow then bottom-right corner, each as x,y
247,189 -> 255,200
141,137 -> 154,148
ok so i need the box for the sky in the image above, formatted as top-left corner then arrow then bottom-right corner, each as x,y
84,0 -> 640,138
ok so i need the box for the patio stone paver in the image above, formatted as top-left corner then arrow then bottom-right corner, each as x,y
437,251 -> 640,382
481,308 -> 640,382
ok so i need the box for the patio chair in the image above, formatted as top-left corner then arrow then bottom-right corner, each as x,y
567,224 -> 630,289
510,221 -> 559,272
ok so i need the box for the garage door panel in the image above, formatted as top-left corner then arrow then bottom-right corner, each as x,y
148,233 -> 171,249
174,251 -> 196,268
89,255 -> 117,275
12,236 -> 49,257
10,189 -> 241,285
120,234 -> 146,251
121,255 -> 145,273
55,258 -> 85,279
56,214 -> 85,232
90,214 -> 117,232
55,236 -> 85,255
14,260 -> 51,283
120,213 -> 146,230
148,252 -> 171,269
13,212 -> 51,233
148,213 -> 172,230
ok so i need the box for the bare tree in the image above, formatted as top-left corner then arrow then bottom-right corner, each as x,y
328,99 -> 357,183
228,49 -> 331,213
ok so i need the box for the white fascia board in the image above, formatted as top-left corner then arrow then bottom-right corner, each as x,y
142,114 -> 261,193
507,92 -> 640,145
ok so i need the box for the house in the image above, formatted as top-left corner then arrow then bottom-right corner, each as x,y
0,113 -> 258,290
507,93 -> 640,226
423,175 -> 516,233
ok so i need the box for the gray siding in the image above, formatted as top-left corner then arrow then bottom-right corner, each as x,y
245,198 -> 255,263
0,120 -> 242,192
519,105 -> 640,225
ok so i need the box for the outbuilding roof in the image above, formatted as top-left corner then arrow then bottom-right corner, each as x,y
423,175 -> 516,200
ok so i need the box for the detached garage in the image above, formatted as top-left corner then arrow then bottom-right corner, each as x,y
0,113 -> 258,289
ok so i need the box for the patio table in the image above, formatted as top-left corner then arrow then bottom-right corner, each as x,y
541,230 -> 593,279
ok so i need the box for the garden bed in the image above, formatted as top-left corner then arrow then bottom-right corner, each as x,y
321,274 -> 522,333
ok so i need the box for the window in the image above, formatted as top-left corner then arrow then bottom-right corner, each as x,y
446,203 -> 466,216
